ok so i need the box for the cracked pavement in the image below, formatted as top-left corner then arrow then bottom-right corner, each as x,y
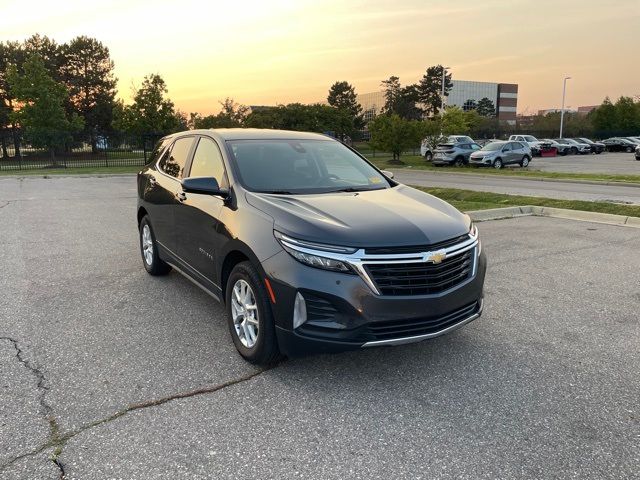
0,175 -> 639,479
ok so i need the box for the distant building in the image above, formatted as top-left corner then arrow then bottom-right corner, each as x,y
577,105 -> 598,115
537,105 -> 598,116
356,79 -> 518,125
448,80 -> 518,125
355,91 -> 386,122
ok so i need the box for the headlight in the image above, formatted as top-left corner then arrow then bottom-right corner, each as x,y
274,231 -> 356,273
470,223 -> 481,255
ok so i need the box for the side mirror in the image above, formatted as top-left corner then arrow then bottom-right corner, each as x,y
381,170 -> 394,179
181,176 -> 226,196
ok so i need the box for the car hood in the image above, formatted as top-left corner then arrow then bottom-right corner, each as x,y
245,185 -> 470,248
471,150 -> 496,158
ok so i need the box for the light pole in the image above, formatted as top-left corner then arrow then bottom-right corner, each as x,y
559,76 -> 571,138
441,66 -> 450,115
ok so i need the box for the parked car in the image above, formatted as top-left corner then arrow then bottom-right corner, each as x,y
573,138 -> 605,154
636,145 -> 640,161
420,139 -> 433,161
554,138 -> 591,155
469,140 -> 532,169
137,129 -> 487,363
432,142 -> 482,166
602,137 -> 637,152
623,137 -> 640,145
420,135 -> 474,161
508,135 -> 546,156
540,139 -> 572,156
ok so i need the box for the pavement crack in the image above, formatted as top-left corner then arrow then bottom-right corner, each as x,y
0,361 -> 280,474
0,337 -> 62,473
0,200 -> 15,209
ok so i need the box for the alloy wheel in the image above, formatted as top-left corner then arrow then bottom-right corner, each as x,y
142,224 -> 153,266
231,279 -> 259,348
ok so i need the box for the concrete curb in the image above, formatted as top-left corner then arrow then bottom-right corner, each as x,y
389,168 -> 640,189
468,205 -> 640,229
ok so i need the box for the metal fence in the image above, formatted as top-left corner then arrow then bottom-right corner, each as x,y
0,132 -> 163,171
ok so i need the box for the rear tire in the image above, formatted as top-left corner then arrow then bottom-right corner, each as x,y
570,147 -> 578,155
625,146 -> 633,153
453,156 -> 465,167
139,216 -> 171,276
493,158 -> 503,169
520,156 -> 530,168
225,261 -> 281,365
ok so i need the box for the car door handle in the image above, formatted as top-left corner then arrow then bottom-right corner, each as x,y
177,191 -> 187,202
149,175 -> 158,187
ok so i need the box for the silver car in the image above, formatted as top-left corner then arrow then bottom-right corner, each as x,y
432,141 -> 482,166
469,141 -> 532,169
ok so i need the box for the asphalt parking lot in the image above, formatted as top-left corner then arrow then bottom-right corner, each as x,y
530,151 -> 639,175
1,176 -> 639,479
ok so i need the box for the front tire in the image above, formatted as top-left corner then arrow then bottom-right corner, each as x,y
424,151 -> 433,162
625,146 -> 633,153
570,147 -> 578,155
453,156 -> 465,167
139,216 -> 171,276
493,158 -> 503,169
225,261 -> 281,365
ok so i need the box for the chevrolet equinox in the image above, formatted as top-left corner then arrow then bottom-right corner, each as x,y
137,129 -> 487,364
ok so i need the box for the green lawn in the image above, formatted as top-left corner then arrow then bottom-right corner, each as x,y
416,187 -> 640,218
0,165 -> 143,176
367,154 -> 640,184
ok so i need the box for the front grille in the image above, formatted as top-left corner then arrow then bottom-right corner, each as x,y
364,234 -> 469,255
365,302 -> 479,341
366,249 -> 474,296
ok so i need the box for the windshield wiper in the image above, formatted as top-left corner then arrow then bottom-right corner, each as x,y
327,186 -> 385,193
259,190 -> 295,195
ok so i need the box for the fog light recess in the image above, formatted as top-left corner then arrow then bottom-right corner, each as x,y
293,292 -> 307,329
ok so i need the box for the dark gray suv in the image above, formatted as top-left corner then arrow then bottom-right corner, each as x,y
137,129 -> 487,363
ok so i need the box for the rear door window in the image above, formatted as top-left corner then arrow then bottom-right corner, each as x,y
159,137 -> 194,179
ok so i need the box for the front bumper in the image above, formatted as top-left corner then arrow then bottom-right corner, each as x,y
469,157 -> 492,166
262,248 -> 487,357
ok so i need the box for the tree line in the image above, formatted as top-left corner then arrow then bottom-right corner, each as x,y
2,35 -> 638,161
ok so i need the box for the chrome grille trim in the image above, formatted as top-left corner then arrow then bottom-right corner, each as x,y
278,230 -> 479,296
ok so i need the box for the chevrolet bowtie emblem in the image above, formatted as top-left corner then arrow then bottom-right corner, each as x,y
425,250 -> 447,264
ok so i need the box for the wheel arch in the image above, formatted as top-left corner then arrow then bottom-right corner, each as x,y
137,206 -> 148,228
218,240 -> 268,304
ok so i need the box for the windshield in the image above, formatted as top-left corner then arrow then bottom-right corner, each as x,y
524,136 -> 537,142
481,142 -> 504,151
227,139 -> 391,194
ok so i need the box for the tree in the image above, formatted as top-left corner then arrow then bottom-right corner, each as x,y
613,96 -> 640,135
381,76 -> 402,115
590,97 -> 616,137
380,77 -> 422,120
115,74 -> 184,135
193,98 -> 250,129
23,34 -> 61,80
476,97 -> 496,117
60,36 -> 117,151
368,114 -> 422,164
416,65 -> 452,117
327,81 -> 364,136
327,81 -> 361,116
441,106 -> 469,135
7,55 -> 83,161
0,41 -> 25,157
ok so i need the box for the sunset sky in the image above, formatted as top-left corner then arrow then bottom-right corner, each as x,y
3,0 -> 639,115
